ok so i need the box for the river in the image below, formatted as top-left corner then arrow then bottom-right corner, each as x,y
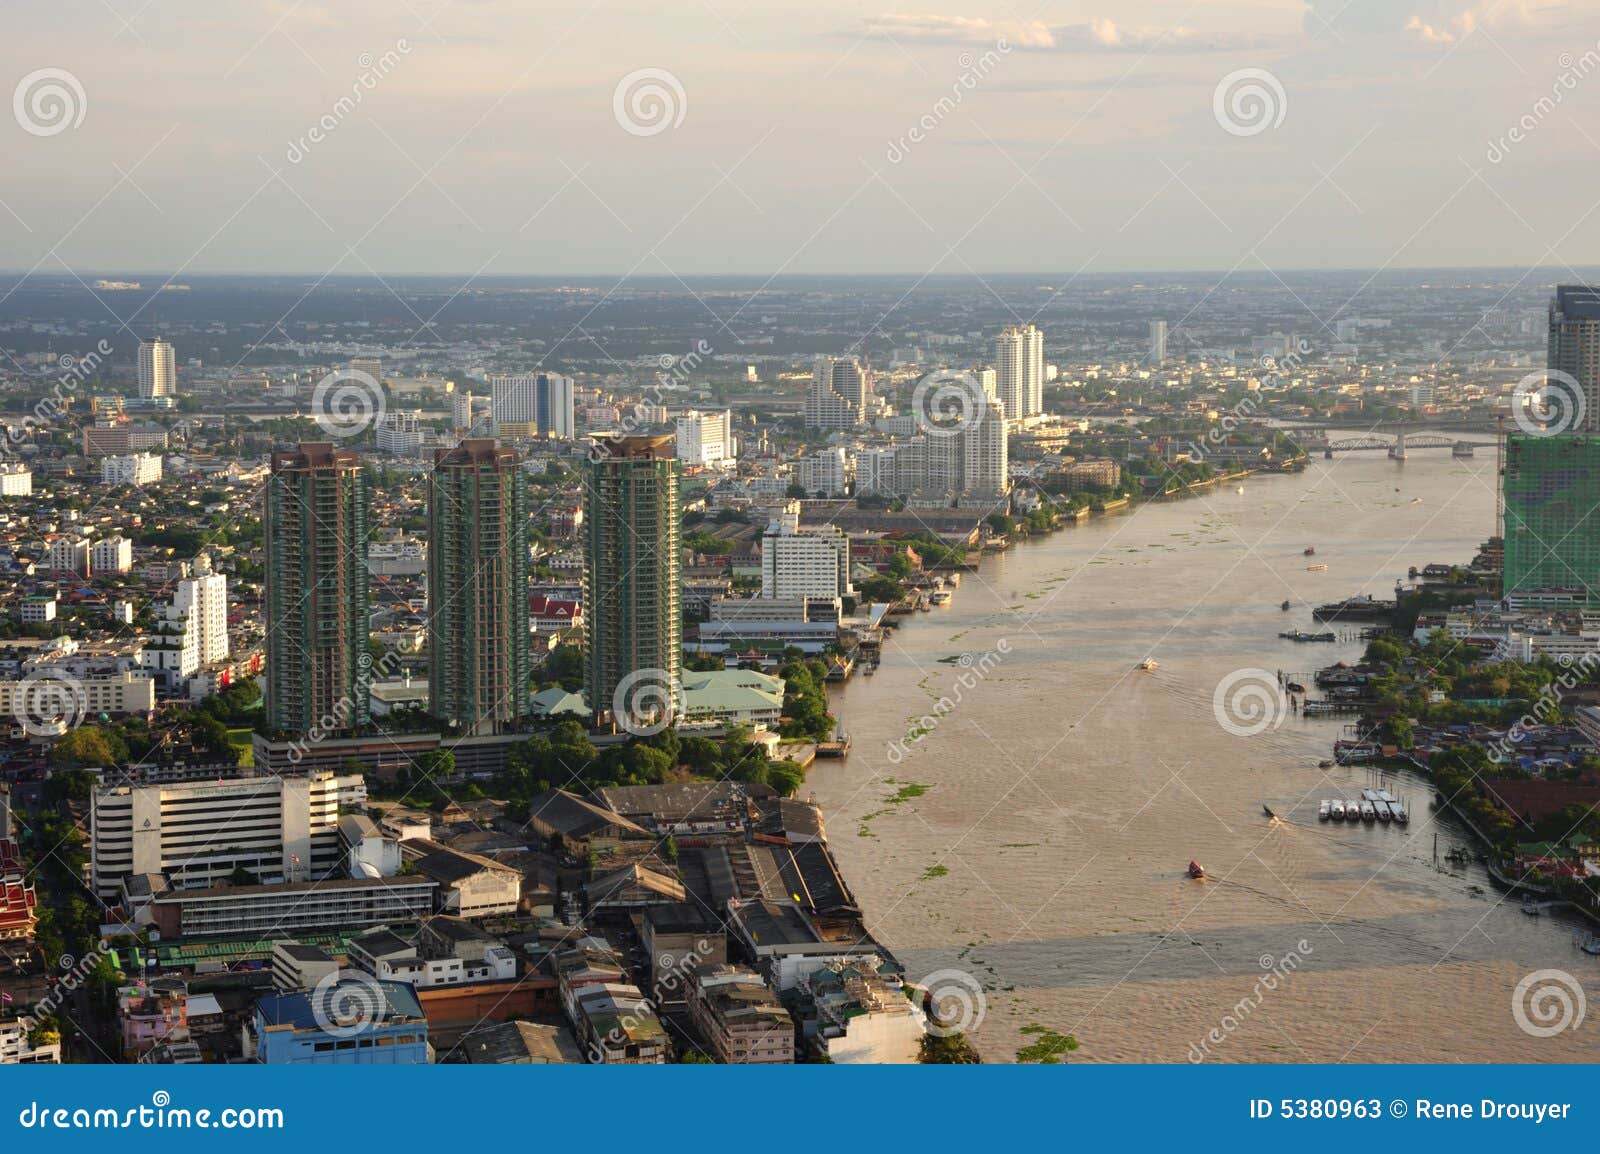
811,448 -> 1600,1063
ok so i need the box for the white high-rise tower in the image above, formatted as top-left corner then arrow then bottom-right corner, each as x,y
994,325 -> 1043,420
1148,320 -> 1168,365
138,338 -> 176,398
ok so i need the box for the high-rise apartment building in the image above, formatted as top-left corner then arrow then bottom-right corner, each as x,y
265,444 -> 370,736
963,395 -> 1009,497
797,447 -> 850,496
1149,320 -> 1168,365
452,388 -> 476,432
138,337 -> 176,398
175,555 -> 230,666
805,356 -> 867,430
583,436 -> 680,729
491,372 -> 575,438
1547,285 -> 1600,431
994,325 -> 1043,419
428,439 -> 531,736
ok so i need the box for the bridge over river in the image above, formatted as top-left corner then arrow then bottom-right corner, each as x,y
1301,430 -> 1498,459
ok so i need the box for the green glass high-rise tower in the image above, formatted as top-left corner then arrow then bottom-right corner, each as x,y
583,435 -> 680,730
428,439 -> 531,735
265,443 -> 370,736
1502,432 -> 1600,607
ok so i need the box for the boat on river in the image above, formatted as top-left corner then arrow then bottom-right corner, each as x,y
1318,800 -> 1331,821
1187,860 -> 1206,880
1138,658 -> 1159,671
1329,799 -> 1346,821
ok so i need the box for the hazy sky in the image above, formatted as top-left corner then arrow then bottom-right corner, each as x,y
3,1 -> 1598,277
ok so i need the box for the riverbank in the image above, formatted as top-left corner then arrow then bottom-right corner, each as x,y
811,450 -> 1597,1063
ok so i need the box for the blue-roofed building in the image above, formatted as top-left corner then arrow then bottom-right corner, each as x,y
251,977 -> 430,1064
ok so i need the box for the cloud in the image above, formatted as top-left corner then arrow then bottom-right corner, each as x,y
861,13 -> 1282,53
1303,0 -> 1546,44
861,13 -> 1055,49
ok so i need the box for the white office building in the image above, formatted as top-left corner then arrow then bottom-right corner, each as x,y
994,325 -> 1044,419
375,410 -> 425,455
676,409 -> 734,467
90,772 -> 358,899
102,452 -> 163,486
138,338 -> 176,398
491,372 -> 575,438
91,535 -> 134,575
0,464 -> 32,497
761,522 -> 853,602
0,671 -> 154,736
452,389 -> 476,431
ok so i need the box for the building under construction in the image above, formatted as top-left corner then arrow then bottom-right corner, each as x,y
1501,432 -> 1600,608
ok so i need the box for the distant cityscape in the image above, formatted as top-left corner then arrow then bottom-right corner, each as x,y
0,269 -> 1598,1065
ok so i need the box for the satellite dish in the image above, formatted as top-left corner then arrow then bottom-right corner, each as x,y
357,861 -> 382,879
